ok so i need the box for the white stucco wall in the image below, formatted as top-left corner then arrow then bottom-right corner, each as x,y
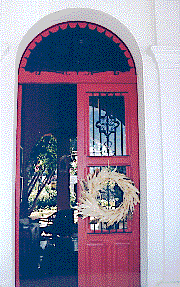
1,1 -> 179,286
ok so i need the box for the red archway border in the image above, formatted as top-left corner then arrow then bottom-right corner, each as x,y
19,21 -> 135,73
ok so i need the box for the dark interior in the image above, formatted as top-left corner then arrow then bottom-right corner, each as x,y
20,84 -> 78,284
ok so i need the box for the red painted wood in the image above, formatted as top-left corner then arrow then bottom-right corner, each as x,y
18,69 -> 136,84
77,83 -> 140,287
15,85 -> 22,287
86,156 -> 131,167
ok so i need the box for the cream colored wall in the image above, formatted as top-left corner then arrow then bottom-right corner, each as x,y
1,1 -> 179,287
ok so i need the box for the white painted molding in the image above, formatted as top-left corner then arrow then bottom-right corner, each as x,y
157,281 -> 180,287
151,46 -> 180,70
151,44 -> 180,285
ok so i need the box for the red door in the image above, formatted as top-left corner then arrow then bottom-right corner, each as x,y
77,83 -> 140,287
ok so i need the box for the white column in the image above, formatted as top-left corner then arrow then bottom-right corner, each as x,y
140,51 -> 164,287
152,46 -> 180,285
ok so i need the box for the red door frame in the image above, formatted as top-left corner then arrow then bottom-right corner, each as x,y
15,85 -> 22,287
16,21 -> 138,287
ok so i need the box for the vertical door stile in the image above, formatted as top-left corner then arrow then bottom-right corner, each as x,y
77,84 -> 88,287
16,84 -> 22,287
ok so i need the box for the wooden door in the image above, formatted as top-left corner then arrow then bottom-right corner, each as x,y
77,83 -> 140,287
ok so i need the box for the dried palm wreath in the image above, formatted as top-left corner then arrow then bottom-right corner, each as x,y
75,168 -> 140,227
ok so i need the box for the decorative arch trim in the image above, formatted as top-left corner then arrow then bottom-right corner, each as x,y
19,21 -> 135,75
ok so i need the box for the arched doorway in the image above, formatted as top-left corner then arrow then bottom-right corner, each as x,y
16,21 -> 140,286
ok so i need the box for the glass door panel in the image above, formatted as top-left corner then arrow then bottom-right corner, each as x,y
89,93 -> 126,156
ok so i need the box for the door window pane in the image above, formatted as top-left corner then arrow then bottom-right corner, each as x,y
88,166 -> 131,233
89,93 -> 126,156
89,166 -> 126,209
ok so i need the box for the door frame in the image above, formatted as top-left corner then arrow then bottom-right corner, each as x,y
16,18 -> 146,287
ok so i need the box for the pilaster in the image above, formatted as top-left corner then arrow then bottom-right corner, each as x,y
151,45 -> 180,285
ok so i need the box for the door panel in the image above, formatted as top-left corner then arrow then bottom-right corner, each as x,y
86,243 -> 107,286
77,84 -> 140,287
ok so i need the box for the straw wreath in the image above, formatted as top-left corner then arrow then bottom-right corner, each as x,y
75,167 -> 140,227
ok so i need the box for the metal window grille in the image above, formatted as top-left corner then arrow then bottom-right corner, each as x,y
89,92 -> 126,156
88,166 -> 132,234
88,218 -> 132,234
